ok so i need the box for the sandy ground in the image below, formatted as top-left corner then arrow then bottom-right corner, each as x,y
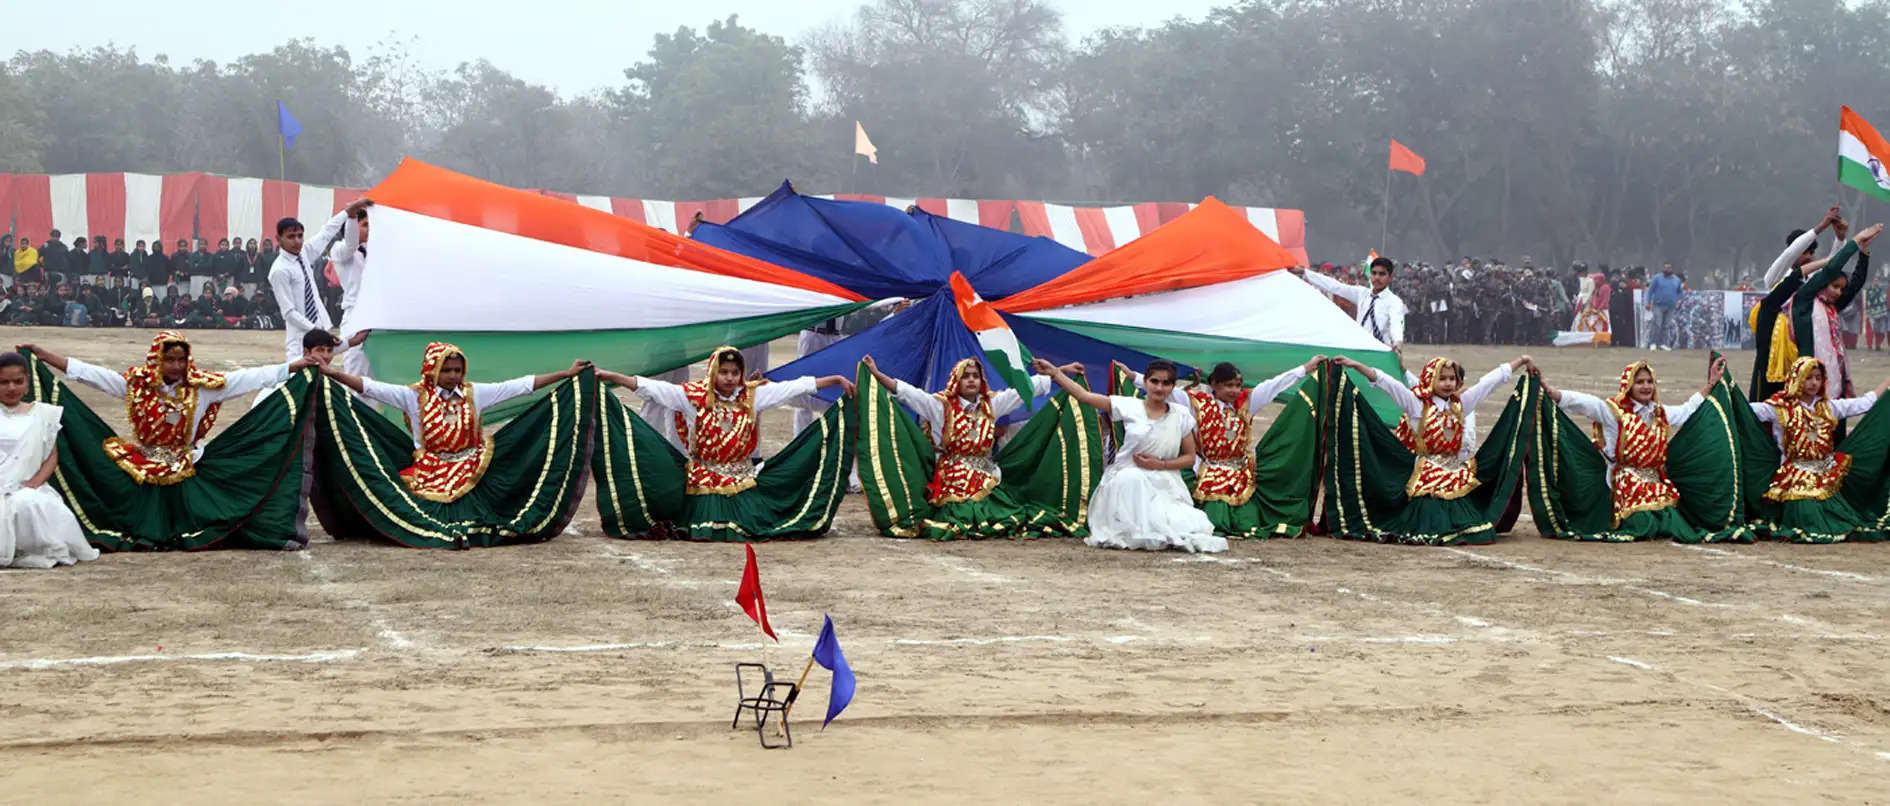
3,328 -> 1889,804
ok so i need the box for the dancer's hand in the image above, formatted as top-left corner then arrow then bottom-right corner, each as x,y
1303,355 -> 1327,373
1132,453 -> 1169,471
838,378 -> 857,398
861,354 -> 877,371
568,359 -> 593,378
347,329 -> 371,348
1030,358 -> 1058,375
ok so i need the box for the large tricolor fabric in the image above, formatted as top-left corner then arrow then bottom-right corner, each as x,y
349,160 -> 872,418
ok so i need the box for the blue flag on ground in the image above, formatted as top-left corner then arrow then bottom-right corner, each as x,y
276,101 -> 302,148
812,614 -> 855,728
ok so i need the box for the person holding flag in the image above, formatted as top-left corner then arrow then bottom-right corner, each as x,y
268,197 -> 371,362
1036,356 -> 1224,553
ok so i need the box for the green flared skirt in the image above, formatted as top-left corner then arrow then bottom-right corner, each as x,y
23,353 -> 321,551
310,370 -> 598,549
854,363 -> 1102,540
594,387 -> 853,543
1762,497 -> 1888,544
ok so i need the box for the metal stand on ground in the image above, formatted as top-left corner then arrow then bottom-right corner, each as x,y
731,662 -> 800,749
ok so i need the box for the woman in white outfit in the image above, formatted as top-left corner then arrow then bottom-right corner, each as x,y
0,352 -> 98,569
1034,357 -> 1226,553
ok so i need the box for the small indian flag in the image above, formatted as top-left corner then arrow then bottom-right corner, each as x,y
949,271 -> 1037,411
1839,106 -> 1890,202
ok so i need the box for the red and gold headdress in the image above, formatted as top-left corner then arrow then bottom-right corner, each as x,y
1613,361 -> 1657,409
124,330 -> 226,392
1407,357 -> 1462,401
1771,356 -> 1827,405
412,341 -> 467,390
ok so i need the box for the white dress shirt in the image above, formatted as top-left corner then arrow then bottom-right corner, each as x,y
1762,223 -> 1826,289
1556,390 -> 1705,476
357,377 -> 536,450
268,211 -> 348,360
330,215 -> 368,323
890,375 -> 1054,444
635,375 -> 819,453
65,358 -> 292,460
1302,271 -> 1405,347
1369,364 -> 1513,460
1749,393 -> 1879,453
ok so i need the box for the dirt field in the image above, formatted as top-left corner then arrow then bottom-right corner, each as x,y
3,327 -> 1888,804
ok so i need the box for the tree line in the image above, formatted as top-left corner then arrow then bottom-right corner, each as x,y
1,0 -> 1886,277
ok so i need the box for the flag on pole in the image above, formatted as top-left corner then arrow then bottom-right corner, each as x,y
949,271 -> 1036,412
276,101 -> 303,149
811,614 -> 856,728
1388,139 -> 1426,176
735,545 -> 776,641
854,121 -> 878,165
1838,105 -> 1890,202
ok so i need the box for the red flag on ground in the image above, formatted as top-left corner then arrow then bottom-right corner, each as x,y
736,544 -> 777,641
1389,139 -> 1427,176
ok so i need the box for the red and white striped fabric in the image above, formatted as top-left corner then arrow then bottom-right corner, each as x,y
1015,201 -> 1308,265
0,173 -> 1306,262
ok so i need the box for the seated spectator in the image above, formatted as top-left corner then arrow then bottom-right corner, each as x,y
219,286 -> 249,327
188,282 -> 220,328
130,287 -> 162,328
248,289 -> 279,330
167,293 -> 194,328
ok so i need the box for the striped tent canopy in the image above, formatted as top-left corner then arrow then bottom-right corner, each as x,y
0,173 -> 1307,264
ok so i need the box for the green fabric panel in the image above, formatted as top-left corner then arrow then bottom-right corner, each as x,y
1522,382 -> 1615,540
666,396 -> 856,542
361,302 -> 870,424
994,377 -> 1103,534
1030,316 -> 1405,420
310,369 -> 598,549
1247,372 -> 1323,536
591,387 -> 689,538
1839,398 -> 1890,525
854,362 -> 939,536
1320,368 -> 1536,546
25,354 -> 319,551
1670,372 -> 1777,539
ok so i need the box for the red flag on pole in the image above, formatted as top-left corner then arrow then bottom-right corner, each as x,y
736,545 -> 777,641
1389,139 -> 1426,176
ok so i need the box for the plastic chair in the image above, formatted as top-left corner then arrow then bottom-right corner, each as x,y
731,662 -> 801,749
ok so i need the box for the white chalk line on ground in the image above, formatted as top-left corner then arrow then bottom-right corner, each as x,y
298,552 -> 420,651
598,548 -> 736,588
925,554 -> 1013,584
0,650 -> 361,670
1675,544 -> 1878,584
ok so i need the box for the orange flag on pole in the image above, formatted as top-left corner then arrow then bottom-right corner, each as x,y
1388,139 -> 1426,176
855,121 -> 878,165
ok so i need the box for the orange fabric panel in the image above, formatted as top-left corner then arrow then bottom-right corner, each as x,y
994,197 -> 1300,313
367,159 -> 864,301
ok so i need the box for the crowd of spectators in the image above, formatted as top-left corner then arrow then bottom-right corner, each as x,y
0,230 -> 343,330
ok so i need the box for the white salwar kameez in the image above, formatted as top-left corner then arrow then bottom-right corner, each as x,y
0,402 -> 97,569
1085,396 -> 1225,553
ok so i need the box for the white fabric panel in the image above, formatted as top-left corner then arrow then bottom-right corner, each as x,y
945,198 -> 979,223
737,196 -> 764,212
883,197 -> 915,212
641,201 -> 678,235
226,177 -> 265,245
1026,271 -> 1391,353
351,206 -> 853,333
1101,205 -> 1141,248
48,174 -> 87,239
297,185 -> 335,235
123,173 -> 164,248
1245,207 -> 1281,243
1041,203 -> 1086,251
575,194 -> 613,212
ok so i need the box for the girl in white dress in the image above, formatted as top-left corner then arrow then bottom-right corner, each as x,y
0,352 -> 97,569
1035,358 -> 1226,553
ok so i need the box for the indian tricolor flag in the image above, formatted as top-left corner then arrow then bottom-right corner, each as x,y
350,159 -> 871,420
949,271 -> 1036,412
1839,106 -> 1890,202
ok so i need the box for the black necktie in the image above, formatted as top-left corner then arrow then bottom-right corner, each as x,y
295,255 -> 319,322
1365,293 -> 1383,342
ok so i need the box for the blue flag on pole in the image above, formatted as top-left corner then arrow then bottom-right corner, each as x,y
812,614 -> 855,728
276,101 -> 302,148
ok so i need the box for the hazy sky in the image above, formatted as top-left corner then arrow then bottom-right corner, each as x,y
12,0 -> 1226,93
